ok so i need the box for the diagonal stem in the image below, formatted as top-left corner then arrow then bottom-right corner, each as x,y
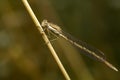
22,0 -> 71,80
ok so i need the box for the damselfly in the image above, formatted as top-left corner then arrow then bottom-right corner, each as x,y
41,20 -> 118,71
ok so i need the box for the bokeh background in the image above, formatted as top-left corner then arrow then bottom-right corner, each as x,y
0,0 -> 120,80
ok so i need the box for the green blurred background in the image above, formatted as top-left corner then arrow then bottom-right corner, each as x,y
0,0 -> 120,80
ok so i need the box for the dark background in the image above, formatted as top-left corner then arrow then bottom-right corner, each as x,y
0,0 -> 120,80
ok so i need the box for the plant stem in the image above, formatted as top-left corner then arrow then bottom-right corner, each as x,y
22,0 -> 71,80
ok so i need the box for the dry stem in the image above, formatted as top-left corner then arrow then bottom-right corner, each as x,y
22,0 -> 71,80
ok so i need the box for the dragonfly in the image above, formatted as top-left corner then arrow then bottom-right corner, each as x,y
41,19 -> 118,71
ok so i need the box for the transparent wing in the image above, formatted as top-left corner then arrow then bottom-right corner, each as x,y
61,30 -> 106,61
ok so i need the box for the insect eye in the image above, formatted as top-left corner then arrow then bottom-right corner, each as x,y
41,20 -> 48,27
